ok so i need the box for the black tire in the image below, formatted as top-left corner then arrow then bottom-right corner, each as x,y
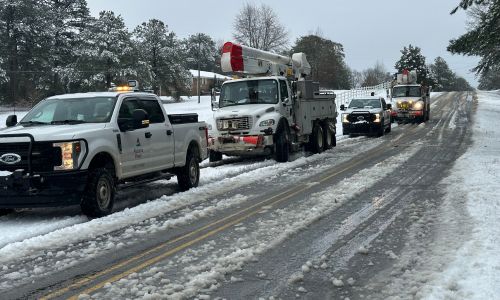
377,120 -> 385,137
309,124 -> 324,154
81,168 -> 115,218
385,121 -> 392,133
426,109 -> 430,121
209,150 -> 222,163
274,125 -> 290,162
177,148 -> 200,191
0,209 -> 14,216
322,123 -> 335,150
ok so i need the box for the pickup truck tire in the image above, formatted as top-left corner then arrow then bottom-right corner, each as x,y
322,123 -> 335,150
377,120 -> 385,137
385,121 -> 392,133
81,168 -> 115,218
0,208 -> 13,216
274,126 -> 290,162
209,150 -> 223,163
177,149 -> 200,191
309,124 -> 324,154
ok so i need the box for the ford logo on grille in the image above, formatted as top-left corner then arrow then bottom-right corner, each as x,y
0,153 -> 21,165
357,116 -> 365,121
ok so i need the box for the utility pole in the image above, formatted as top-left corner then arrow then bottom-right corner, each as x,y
197,33 -> 201,104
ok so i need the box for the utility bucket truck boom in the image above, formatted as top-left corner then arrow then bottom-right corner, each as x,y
208,42 -> 337,163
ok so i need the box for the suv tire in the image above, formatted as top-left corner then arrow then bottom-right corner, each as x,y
81,168 -> 115,218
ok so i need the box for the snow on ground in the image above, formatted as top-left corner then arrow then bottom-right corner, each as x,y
420,91 -> 500,299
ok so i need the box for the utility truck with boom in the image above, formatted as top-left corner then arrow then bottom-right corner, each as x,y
208,42 -> 337,162
390,69 -> 430,123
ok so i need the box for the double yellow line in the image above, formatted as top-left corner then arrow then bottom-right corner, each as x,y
42,124 -> 425,300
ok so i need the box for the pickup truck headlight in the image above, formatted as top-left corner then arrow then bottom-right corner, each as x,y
259,119 -> 275,127
53,140 -> 87,171
413,101 -> 424,110
374,113 -> 381,123
342,113 -> 349,123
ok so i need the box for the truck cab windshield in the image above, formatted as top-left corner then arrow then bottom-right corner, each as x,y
392,86 -> 421,98
219,79 -> 278,108
348,99 -> 381,109
20,97 -> 117,125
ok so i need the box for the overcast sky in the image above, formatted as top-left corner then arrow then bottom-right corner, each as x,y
86,0 -> 480,86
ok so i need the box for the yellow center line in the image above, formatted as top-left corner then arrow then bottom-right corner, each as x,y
43,123 -> 426,300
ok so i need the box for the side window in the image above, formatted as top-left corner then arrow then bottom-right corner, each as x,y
140,99 -> 165,123
279,80 -> 289,101
118,99 -> 141,119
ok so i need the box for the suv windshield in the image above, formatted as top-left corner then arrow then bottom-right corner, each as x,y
392,86 -> 421,97
348,98 -> 381,109
219,79 -> 278,108
21,97 -> 117,125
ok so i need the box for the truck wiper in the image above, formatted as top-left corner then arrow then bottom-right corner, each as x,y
50,120 -> 88,125
19,121 -> 49,126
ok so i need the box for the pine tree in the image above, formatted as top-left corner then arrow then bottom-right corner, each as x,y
132,19 -> 190,98
478,65 -> 500,90
291,35 -> 351,89
449,0 -> 500,75
394,45 -> 433,86
429,57 -> 456,91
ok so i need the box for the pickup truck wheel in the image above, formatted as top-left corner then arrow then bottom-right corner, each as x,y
81,168 -> 115,218
377,120 -> 385,137
209,150 -> 222,163
0,208 -> 14,216
177,149 -> 200,191
274,127 -> 290,162
385,121 -> 392,133
309,124 -> 324,154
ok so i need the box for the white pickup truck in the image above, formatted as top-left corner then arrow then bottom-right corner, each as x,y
0,91 -> 208,217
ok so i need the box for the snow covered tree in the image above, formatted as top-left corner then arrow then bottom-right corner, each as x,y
478,65 -> 500,90
233,3 -> 289,52
292,35 -> 351,89
448,0 -> 500,75
183,33 -> 218,72
429,57 -> 456,91
78,11 -> 134,90
361,61 -> 392,87
132,19 -> 190,98
394,45 -> 433,86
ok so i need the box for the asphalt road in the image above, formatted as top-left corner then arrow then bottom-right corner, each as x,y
1,92 -> 474,299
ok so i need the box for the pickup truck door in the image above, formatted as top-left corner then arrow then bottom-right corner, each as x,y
117,98 -> 152,178
138,97 -> 174,171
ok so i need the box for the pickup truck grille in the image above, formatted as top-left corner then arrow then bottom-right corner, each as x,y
0,142 -> 62,173
216,117 -> 252,131
347,113 -> 375,123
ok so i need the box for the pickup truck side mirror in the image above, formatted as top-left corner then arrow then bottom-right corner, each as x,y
211,100 -> 219,111
282,97 -> 290,106
387,104 -> 392,110
340,104 -> 346,111
6,115 -> 17,127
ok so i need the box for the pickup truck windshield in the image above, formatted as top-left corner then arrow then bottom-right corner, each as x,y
348,99 -> 381,109
392,86 -> 421,97
21,97 -> 117,125
219,79 -> 278,108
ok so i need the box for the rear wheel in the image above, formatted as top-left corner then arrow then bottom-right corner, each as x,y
274,126 -> 290,162
0,209 -> 14,216
81,168 -> 115,218
385,121 -> 392,133
322,123 -> 335,150
377,120 -> 385,137
177,148 -> 200,191
209,150 -> 222,163
309,124 -> 324,154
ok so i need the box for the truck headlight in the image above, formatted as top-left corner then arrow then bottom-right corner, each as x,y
53,140 -> 87,171
342,113 -> 349,123
259,119 -> 275,127
374,113 -> 381,123
413,101 -> 424,110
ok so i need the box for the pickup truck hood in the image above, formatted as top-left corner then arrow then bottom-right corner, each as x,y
215,104 -> 275,119
0,123 -> 107,141
344,108 -> 381,114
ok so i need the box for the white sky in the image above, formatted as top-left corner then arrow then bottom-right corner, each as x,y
86,0 -> 480,86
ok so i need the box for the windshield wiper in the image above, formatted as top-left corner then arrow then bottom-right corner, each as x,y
20,121 -> 49,126
50,120 -> 88,125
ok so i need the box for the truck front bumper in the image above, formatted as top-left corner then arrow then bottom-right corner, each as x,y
208,134 -> 274,156
0,170 -> 88,208
393,110 -> 423,120
343,122 -> 382,135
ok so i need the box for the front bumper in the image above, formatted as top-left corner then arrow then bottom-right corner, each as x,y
392,110 -> 423,120
343,122 -> 382,135
208,134 -> 274,156
0,170 -> 88,208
